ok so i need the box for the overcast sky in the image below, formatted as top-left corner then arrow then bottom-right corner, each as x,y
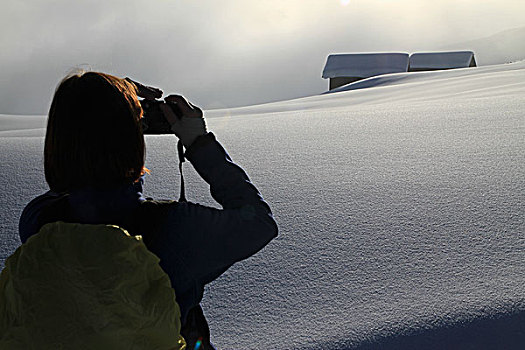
1,0 -> 524,114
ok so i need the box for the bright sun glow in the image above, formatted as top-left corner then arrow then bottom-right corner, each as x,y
340,0 -> 351,6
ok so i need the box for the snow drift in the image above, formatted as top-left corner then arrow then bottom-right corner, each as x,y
1,61 -> 524,349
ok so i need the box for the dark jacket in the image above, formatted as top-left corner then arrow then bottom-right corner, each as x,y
19,132 -> 278,322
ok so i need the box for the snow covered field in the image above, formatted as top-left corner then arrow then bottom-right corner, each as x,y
1,61 -> 524,349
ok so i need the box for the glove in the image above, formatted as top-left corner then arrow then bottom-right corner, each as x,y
159,95 -> 208,147
170,114 -> 207,147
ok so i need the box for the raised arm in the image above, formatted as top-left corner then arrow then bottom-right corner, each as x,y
181,133 -> 277,282
156,95 -> 278,285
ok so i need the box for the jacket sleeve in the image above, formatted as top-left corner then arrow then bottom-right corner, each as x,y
166,132 -> 278,285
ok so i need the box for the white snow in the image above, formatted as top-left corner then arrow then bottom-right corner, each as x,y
322,53 -> 409,79
0,114 -> 47,133
1,61 -> 525,349
409,51 -> 475,70
325,59 -> 523,95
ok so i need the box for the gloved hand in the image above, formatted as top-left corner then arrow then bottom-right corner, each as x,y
159,95 -> 208,147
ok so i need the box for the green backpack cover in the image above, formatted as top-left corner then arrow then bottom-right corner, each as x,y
0,221 -> 186,350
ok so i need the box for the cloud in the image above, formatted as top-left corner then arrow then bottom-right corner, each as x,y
1,0 -> 524,114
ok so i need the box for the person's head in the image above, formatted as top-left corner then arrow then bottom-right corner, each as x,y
45,71 -> 145,192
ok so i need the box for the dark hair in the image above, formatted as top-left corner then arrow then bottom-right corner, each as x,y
44,71 -> 145,192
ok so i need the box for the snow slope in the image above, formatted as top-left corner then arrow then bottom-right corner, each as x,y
1,62 -> 524,349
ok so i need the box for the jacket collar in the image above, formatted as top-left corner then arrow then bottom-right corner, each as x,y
68,176 -> 146,224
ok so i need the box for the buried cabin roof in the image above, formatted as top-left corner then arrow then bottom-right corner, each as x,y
322,53 -> 409,79
409,51 -> 476,70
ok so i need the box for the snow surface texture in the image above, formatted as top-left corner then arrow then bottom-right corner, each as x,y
1,62 -> 525,349
322,53 -> 409,79
409,51 -> 475,70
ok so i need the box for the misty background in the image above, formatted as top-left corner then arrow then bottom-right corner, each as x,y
1,0 -> 524,115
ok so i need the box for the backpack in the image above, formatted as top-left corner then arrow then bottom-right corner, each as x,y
24,193 -> 214,349
0,221 -> 186,350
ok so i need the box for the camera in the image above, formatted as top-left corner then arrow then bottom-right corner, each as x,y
124,77 -> 178,134
140,99 -> 178,134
